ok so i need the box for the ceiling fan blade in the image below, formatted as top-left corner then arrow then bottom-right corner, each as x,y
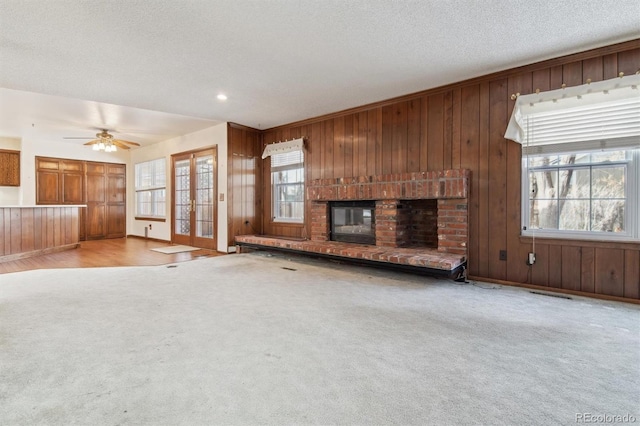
112,140 -> 132,149
83,139 -> 99,146
113,139 -> 141,146
64,137 -> 95,139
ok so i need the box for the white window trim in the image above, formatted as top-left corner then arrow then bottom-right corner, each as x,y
135,158 -> 167,219
270,150 -> 305,224
521,148 -> 639,242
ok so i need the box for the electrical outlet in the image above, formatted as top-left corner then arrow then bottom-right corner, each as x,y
527,252 -> 536,265
149,224 -> 152,230
499,250 -> 507,261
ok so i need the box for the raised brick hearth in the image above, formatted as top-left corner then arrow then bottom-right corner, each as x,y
234,235 -> 466,272
308,169 -> 470,256
236,170 -> 470,273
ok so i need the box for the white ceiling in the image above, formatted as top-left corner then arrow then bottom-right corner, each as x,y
0,0 -> 638,147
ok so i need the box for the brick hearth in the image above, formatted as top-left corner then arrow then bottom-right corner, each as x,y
236,170 -> 470,273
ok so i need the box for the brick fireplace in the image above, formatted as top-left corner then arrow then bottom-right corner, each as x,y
308,170 -> 470,256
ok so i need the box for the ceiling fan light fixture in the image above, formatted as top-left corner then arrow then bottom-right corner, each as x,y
92,144 -> 100,151
98,141 -> 106,150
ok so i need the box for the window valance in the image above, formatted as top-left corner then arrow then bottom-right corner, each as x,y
261,138 -> 304,159
505,74 -> 640,153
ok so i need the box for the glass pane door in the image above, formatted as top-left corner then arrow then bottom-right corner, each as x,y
174,158 -> 191,237
195,154 -> 214,239
171,148 -> 217,250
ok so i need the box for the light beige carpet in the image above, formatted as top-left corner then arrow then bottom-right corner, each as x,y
1,252 -> 638,425
150,245 -> 199,254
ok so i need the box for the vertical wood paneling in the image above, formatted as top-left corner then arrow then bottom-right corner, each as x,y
324,120 -> 334,179
381,105 -> 394,174
356,112 -> 368,177
532,69 -> 551,93
419,96 -> 429,171
531,244 -> 549,286
549,65 -> 563,89
334,117 -> 345,178
392,102 -> 408,174
427,93 -> 444,171
460,85 -> 481,276
478,83 -> 490,277
603,53 -> 618,79
582,56 -> 603,83
343,115 -> 354,178
581,247 -> 595,293
228,124 -> 262,245
617,48 -> 640,75
351,115 -> 360,177
407,99 -> 421,173
10,208 -> 21,254
624,250 -> 639,299
0,208 -> 4,256
595,248 -> 625,297
562,61 -> 582,87
451,89 -> 462,170
255,41 -> 640,300
45,207 -> 54,248
33,208 -> 42,250
548,245 -> 562,288
443,91 -> 453,170
368,108 -> 382,176
487,79 -> 508,280
0,207 -> 81,260
506,73 -> 531,282
311,122 -> 323,181
21,208 -> 35,253
561,246 -> 582,291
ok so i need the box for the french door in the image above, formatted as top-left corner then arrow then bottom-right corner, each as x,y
171,147 -> 217,250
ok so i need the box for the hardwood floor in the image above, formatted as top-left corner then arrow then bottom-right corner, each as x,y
0,237 -> 225,274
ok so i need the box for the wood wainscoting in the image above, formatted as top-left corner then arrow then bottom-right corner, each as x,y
0,206 -> 82,262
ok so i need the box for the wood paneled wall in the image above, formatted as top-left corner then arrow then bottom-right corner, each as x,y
0,207 -> 80,260
254,40 -> 640,301
227,123 -> 263,248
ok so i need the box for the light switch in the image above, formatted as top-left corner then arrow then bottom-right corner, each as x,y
219,193 -> 225,201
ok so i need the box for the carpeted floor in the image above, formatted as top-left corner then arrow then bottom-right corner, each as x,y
1,252 -> 638,425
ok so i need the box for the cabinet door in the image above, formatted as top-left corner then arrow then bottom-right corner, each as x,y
36,171 -> 61,204
62,172 -> 84,204
85,163 -> 106,239
106,165 -> 126,238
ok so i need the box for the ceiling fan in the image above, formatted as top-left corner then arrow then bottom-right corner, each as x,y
65,129 -> 141,152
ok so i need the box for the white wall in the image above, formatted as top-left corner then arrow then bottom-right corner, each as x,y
0,137 -> 21,204
128,123 -> 228,252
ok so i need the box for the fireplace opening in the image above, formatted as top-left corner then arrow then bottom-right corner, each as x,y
330,201 -> 376,245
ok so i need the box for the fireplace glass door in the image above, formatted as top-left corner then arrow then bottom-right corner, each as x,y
331,201 -> 376,245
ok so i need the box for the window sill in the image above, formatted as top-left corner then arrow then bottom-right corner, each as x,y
135,217 -> 166,222
271,220 -> 304,227
520,234 -> 640,250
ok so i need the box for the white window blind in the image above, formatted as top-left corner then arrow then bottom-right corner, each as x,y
522,96 -> 640,155
135,158 -> 166,218
271,150 -> 303,171
505,73 -> 640,151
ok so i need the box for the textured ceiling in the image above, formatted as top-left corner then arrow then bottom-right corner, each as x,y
0,0 -> 638,143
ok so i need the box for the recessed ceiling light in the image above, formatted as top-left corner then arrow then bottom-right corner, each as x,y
217,94 -> 227,101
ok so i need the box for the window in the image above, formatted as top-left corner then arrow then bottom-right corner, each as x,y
523,149 -> 638,240
510,78 -> 640,241
271,150 -> 304,223
135,158 -> 166,219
